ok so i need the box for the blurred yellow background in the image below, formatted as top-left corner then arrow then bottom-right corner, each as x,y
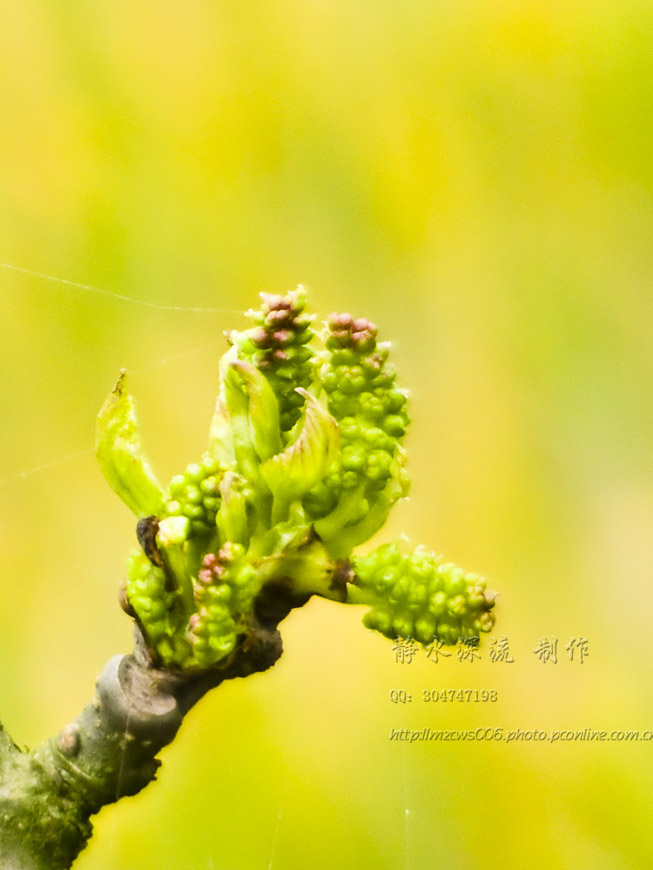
1,1 -> 652,867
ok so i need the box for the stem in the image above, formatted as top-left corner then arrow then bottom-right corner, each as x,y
313,483 -> 367,546
0,619 -> 283,870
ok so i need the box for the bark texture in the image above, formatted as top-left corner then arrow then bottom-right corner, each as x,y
0,617 -> 283,870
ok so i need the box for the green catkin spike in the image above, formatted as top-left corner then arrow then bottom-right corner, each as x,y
321,314 -> 409,491
350,544 -> 496,646
165,454 -> 224,536
310,314 -> 410,551
188,543 -> 262,667
231,288 -> 316,433
125,550 -> 183,665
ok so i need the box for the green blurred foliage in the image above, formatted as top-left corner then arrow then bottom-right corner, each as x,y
1,1 -> 652,867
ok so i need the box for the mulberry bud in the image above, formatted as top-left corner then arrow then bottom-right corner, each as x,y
98,288 -> 500,671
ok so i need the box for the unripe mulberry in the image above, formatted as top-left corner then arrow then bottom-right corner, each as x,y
351,543 -> 495,645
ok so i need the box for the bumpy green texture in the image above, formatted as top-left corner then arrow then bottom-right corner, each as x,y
307,313 -> 410,557
125,551 -> 172,645
350,542 -> 496,644
189,543 -> 260,667
165,454 -> 223,536
126,549 -> 192,666
231,288 -> 315,432
321,314 -> 410,491
95,288 -> 498,670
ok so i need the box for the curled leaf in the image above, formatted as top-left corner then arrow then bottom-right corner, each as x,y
208,393 -> 235,466
220,354 -> 261,484
230,359 -> 282,461
260,390 -> 339,521
95,372 -> 165,517
216,471 -> 253,545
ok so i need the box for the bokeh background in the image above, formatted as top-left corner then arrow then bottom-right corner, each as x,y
1,2 -> 653,868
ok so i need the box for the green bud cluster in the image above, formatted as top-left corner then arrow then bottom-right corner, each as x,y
165,454 -> 224,536
96,289 -> 498,670
125,542 -> 263,669
188,543 -> 261,668
350,542 -> 496,645
232,289 -> 315,432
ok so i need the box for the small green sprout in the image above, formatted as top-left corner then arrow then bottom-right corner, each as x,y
97,288 -> 496,669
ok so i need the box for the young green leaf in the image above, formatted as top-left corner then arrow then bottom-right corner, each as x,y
95,371 -> 165,517
208,393 -> 235,466
260,390 -> 339,521
230,359 -> 282,461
